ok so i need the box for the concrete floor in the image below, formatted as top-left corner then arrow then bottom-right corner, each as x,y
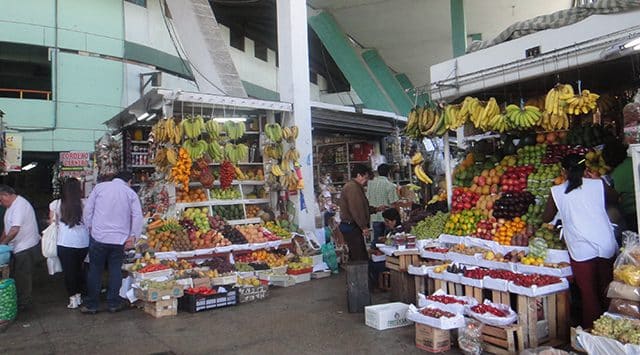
0,264 -> 461,355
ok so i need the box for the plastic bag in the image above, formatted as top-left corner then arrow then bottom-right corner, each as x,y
520,346 -> 569,355
41,223 -> 58,258
468,299 -> 517,326
607,281 -> 640,302
458,318 -> 483,355
46,257 -> 63,275
609,298 -> 640,319
0,279 -> 17,321
613,232 -> 640,286
321,242 -> 339,274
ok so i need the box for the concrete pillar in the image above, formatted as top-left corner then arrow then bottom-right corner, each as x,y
450,0 -> 467,57
276,0 -> 315,232
395,73 -> 428,107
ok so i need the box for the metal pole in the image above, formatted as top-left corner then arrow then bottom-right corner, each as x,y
443,134 -> 453,209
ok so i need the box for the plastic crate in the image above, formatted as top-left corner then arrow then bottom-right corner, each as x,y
178,289 -> 238,313
287,267 -> 313,275
292,272 -> 311,284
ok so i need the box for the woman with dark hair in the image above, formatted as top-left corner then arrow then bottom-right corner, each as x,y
602,139 -> 637,231
49,178 -> 89,309
542,154 -> 618,328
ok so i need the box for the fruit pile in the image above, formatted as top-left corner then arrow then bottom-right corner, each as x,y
512,273 -> 562,287
210,187 -> 242,200
247,250 -> 288,267
176,188 -> 207,203
189,229 -> 231,249
500,166 -> 535,192
426,294 -> 470,305
486,269 -> 517,281
463,268 -> 491,280
469,168 -> 502,195
207,215 -> 227,230
246,205 -> 262,218
219,160 -> 235,189
410,211 -> 449,239
509,223 -> 534,247
182,208 -> 211,232
236,224 -> 267,243
542,144 -> 589,164
473,217 -> 499,240
444,210 -> 483,236
451,188 -> 481,212
203,257 -> 235,274
585,150 -> 610,177
212,205 -> 244,220
516,145 -> 546,166
236,276 -> 262,288
493,217 -> 526,245
522,202 -> 546,226
419,307 -> 456,318
264,221 -> 291,238
221,225 -> 248,244
592,315 -> 640,344
236,168 -> 264,181
533,224 -> 565,249
470,303 -> 509,317
234,262 -> 254,272
493,192 -> 535,219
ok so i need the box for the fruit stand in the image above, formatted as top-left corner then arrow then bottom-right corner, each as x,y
384,67 -> 639,353
101,90 -> 331,318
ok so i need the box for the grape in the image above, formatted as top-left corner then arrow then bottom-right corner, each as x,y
411,212 -> 449,239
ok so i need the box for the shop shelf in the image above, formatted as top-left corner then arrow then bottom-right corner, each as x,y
227,218 -> 262,225
130,164 -> 155,169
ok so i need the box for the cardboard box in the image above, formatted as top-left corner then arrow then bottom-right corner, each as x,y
365,302 -> 411,330
134,284 -> 183,302
192,277 -> 211,288
144,298 -> 178,318
415,323 -> 451,353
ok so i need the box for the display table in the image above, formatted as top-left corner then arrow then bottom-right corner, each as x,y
421,276 -> 569,348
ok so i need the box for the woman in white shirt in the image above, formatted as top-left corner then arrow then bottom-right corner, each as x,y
542,154 -> 618,328
49,178 -> 90,309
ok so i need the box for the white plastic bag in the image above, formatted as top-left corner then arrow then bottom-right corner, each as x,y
46,257 -> 62,275
468,299 -> 517,326
41,223 -> 58,258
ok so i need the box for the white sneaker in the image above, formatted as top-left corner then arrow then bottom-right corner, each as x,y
67,296 -> 78,309
74,294 -> 82,306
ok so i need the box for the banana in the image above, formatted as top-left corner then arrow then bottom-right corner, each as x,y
271,164 -> 284,177
207,141 -> 224,162
410,152 -> 424,165
205,120 -> 221,139
414,165 -> 433,184
166,147 -> 178,165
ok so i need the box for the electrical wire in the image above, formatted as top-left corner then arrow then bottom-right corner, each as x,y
160,0 -> 230,96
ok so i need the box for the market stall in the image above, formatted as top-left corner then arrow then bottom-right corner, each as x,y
98,89 -> 332,318
365,13 -> 640,351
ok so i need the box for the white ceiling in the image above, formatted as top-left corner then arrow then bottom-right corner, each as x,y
308,0 -> 572,87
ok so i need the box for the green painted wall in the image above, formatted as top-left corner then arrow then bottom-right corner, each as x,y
362,50 -> 413,116
242,80 -> 280,101
124,41 -> 193,79
309,11 -> 393,113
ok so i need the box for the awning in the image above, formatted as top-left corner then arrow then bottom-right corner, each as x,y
310,101 -> 405,136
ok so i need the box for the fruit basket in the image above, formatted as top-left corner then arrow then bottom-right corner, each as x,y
287,267 -> 313,275
211,273 -> 238,286
468,300 -> 517,326
507,277 -> 569,297
179,288 -> 238,313
423,290 -> 479,315
483,276 -> 510,292
406,304 -> 466,330
515,263 -> 572,278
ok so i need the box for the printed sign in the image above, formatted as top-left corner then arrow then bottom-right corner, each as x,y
5,133 -> 22,172
60,151 -> 93,177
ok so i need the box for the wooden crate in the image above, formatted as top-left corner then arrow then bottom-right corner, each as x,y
390,270 -> 416,305
144,298 -> 178,318
379,271 -> 391,291
482,324 -> 525,355
384,252 -> 420,272
433,279 -> 464,297
516,291 -> 569,348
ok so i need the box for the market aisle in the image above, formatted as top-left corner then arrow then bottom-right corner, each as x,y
0,265 -> 458,355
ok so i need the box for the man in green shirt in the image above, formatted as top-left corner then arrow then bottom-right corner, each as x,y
366,164 -> 399,243
603,141 -> 637,231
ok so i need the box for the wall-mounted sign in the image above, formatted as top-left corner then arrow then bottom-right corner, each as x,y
60,151 -> 93,177
5,133 -> 22,172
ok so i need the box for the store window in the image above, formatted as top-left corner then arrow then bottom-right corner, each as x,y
254,42 -> 268,62
125,0 -> 147,7
0,42 -> 51,100
230,28 -> 245,52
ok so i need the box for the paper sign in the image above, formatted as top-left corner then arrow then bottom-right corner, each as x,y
5,133 -> 22,172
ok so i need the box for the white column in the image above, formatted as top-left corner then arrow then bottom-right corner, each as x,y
276,0 -> 315,232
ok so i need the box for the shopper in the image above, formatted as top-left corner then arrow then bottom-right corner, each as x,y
337,164 -> 378,261
49,178 -> 89,309
369,208 -> 403,290
542,154 -> 618,328
366,164 -> 399,244
0,185 -> 40,311
81,171 -> 143,314
602,139 -> 637,231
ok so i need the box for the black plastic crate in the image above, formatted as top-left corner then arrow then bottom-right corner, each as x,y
178,288 -> 238,313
